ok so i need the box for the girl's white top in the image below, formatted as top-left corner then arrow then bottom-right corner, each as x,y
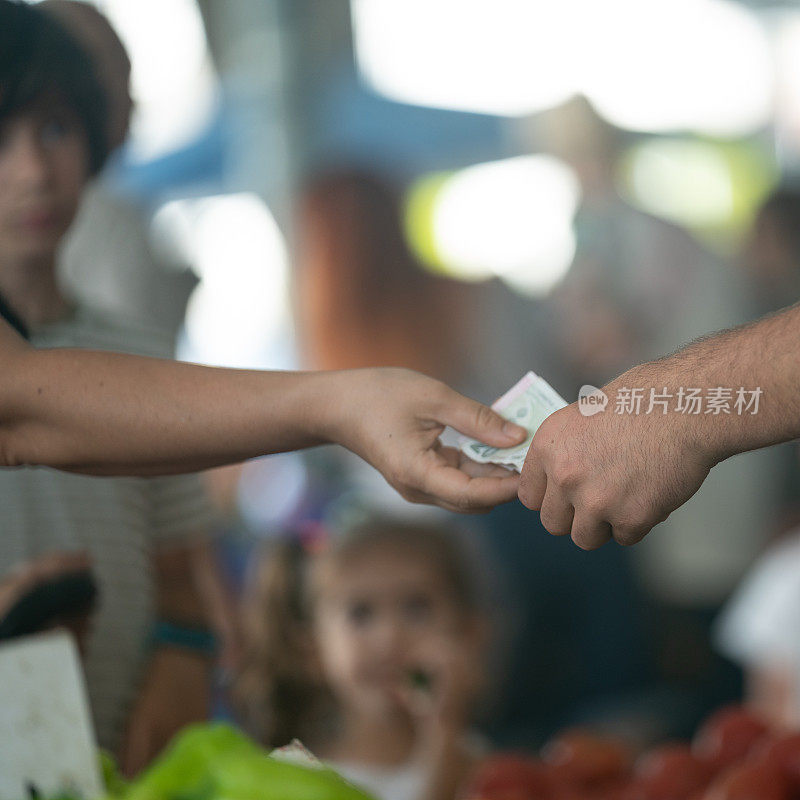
715,529 -> 800,706
330,759 -> 426,800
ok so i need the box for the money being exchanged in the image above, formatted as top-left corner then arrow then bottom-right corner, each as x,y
459,372 -> 568,472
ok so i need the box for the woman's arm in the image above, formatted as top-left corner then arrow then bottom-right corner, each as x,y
0,319 -> 524,512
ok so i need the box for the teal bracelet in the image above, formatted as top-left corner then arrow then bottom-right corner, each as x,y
152,620 -> 217,656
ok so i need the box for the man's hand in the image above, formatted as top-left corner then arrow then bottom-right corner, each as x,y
519,304 -> 800,549
519,370 -> 715,549
324,368 -> 527,514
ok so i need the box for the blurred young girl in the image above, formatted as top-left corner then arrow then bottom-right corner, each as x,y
234,518 -> 491,800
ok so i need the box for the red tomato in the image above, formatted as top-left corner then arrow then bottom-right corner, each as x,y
464,754 -> 566,800
632,744 -> 716,800
750,732 -> 800,790
701,760 -> 789,800
542,730 -> 631,789
692,706 -> 771,773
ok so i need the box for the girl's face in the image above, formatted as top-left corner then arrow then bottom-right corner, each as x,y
0,98 -> 88,263
312,545 -> 473,716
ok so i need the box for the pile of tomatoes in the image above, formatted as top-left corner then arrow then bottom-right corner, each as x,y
464,706 -> 800,799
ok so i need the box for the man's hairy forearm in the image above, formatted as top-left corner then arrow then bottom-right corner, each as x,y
0,347 -> 337,474
519,300 -> 800,549
609,301 -> 800,463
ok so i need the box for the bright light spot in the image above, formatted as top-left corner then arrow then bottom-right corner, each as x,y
623,140 -> 734,228
430,155 -> 580,295
352,0 -> 772,137
584,0 -> 772,137
351,0 -> 578,116
619,139 -> 777,239
91,0 -> 216,159
152,193 -> 291,369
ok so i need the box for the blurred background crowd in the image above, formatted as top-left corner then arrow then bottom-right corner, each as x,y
4,0 -> 800,794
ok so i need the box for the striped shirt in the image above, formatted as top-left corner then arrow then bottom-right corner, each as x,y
0,305 -> 213,751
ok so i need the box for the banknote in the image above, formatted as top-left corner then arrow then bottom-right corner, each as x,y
459,371 -> 568,472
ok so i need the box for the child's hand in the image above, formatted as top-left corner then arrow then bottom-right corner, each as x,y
396,635 -> 482,737
323,368 -> 526,514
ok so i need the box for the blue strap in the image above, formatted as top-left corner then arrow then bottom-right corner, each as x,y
152,620 -> 216,656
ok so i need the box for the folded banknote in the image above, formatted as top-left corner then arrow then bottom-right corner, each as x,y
459,371 -> 567,472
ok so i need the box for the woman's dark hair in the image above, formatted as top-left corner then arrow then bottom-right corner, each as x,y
0,0 -> 109,174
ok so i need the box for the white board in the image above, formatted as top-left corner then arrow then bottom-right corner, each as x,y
0,631 -> 102,800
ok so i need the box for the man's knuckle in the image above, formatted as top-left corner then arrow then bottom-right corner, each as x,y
518,486 -> 539,510
540,511 -> 568,537
619,495 -> 661,529
572,531 -> 599,551
550,458 -> 579,489
580,491 -> 609,520
527,438 -> 545,460
612,520 -> 647,547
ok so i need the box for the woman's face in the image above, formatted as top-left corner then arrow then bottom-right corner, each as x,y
0,98 -> 88,263
312,546 -> 469,717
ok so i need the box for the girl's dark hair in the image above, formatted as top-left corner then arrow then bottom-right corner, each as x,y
233,518 -> 485,748
0,0 -> 109,174
235,537 -> 334,748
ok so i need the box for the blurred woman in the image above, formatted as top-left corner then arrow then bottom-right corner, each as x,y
0,0 -> 217,771
0,1 -> 524,774
0,1 -> 523,516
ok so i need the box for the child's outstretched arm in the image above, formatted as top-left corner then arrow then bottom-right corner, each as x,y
0,318 -> 524,513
